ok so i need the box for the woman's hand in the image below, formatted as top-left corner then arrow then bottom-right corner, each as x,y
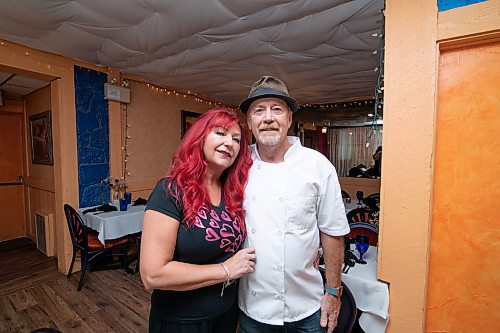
222,247 -> 256,279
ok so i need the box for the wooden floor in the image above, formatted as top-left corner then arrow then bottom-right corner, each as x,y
0,237 -> 150,333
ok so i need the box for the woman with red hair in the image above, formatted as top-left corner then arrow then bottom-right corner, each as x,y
140,107 -> 256,333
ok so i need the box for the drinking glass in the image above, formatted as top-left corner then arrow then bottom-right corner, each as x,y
356,190 -> 364,205
124,192 -> 132,204
119,198 -> 128,211
355,235 -> 369,264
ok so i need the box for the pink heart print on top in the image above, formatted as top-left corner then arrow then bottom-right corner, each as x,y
220,210 -> 232,221
205,228 -> 220,241
209,219 -> 220,228
193,216 -> 205,229
220,224 -> 235,238
220,238 -> 232,248
232,217 -> 240,232
210,209 -> 221,221
198,209 -> 207,220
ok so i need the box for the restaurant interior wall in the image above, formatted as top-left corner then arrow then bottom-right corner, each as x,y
122,79 -> 213,200
339,177 -> 381,200
0,40 -> 115,272
426,41 -> 500,333
74,66 -> 110,208
0,39 -> 232,273
24,86 -> 56,257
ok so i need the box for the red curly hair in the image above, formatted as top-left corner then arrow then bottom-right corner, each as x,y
166,107 -> 252,235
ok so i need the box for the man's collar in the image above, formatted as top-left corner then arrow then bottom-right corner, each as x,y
251,136 -> 302,162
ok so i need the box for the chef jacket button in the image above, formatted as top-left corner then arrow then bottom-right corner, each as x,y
279,197 -> 283,202
251,228 -> 256,233
277,231 -> 283,236
257,165 -> 261,169
252,195 -> 256,200
277,265 -> 282,271
252,291 -> 256,296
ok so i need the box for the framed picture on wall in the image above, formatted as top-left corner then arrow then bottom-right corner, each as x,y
181,110 -> 201,138
29,110 -> 54,165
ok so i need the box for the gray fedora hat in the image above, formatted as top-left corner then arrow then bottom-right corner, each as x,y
239,76 -> 299,114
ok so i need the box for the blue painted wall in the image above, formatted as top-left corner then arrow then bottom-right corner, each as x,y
438,0 -> 486,11
74,66 -> 110,207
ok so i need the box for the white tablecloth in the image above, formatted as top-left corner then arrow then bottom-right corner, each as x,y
320,245 -> 389,333
78,204 -> 146,244
344,200 -> 359,214
342,245 -> 389,333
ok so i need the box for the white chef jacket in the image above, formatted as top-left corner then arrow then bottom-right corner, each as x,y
239,136 -> 350,325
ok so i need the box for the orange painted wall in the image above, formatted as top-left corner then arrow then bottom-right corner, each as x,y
426,43 -> 500,332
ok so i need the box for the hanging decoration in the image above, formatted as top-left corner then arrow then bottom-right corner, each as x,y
122,103 -> 130,182
366,8 -> 385,150
123,78 -> 235,111
298,98 -> 378,110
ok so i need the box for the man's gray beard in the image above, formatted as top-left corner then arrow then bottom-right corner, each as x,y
256,133 -> 282,147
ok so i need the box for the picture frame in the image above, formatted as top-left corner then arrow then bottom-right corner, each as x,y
181,110 -> 201,138
29,110 -> 54,165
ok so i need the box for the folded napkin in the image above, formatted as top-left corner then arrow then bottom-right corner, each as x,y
133,197 -> 148,206
82,203 -> 118,214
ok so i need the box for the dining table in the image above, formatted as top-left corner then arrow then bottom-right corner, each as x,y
78,203 -> 146,244
327,244 -> 390,333
337,197 -> 388,332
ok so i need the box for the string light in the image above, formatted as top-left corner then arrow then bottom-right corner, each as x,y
366,3 -> 385,150
297,98 -> 377,111
124,78 -> 231,109
123,104 -> 130,185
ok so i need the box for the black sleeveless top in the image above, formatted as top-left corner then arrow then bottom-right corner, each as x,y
146,178 -> 244,322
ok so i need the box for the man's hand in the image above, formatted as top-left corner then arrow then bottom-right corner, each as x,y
320,292 -> 341,333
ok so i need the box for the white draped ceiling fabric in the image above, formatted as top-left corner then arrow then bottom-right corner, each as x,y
0,0 -> 384,108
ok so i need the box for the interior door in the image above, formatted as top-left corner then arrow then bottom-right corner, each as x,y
0,112 -> 25,241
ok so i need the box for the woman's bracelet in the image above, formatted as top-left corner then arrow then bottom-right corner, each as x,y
219,262 -> 234,297
220,262 -> 231,281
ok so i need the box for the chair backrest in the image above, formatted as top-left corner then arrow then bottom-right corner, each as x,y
347,208 -> 379,246
341,190 -> 351,199
63,204 -> 89,251
364,192 -> 380,211
333,282 -> 357,333
346,207 -> 376,224
348,222 -> 379,246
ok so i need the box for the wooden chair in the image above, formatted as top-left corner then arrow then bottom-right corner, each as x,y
346,207 -> 376,224
348,222 -> 379,246
64,204 -> 129,291
364,192 -> 380,211
346,208 -> 379,246
128,232 -> 142,273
